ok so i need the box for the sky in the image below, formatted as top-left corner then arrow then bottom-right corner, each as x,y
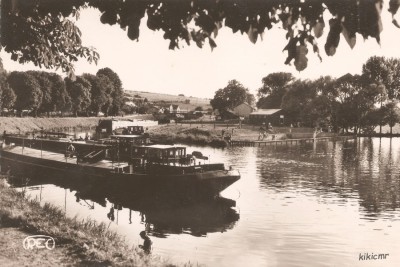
2,3 -> 400,99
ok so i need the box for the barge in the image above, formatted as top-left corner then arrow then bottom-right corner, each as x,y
0,135 -> 240,199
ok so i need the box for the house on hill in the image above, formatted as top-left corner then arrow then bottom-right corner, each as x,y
124,101 -> 137,108
233,103 -> 255,119
249,109 -> 286,125
169,104 -> 181,113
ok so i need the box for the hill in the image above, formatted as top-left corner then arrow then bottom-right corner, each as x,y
125,90 -> 212,111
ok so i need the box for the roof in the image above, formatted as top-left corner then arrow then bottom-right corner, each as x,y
234,103 -> 254,109
250,109 -> 282,115
110,135 -> 143,139
144,144 -> 186,149
171,104 -> 180,109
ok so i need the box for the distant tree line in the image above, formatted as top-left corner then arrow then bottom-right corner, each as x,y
0,59 -> 124,117
257,56 -> 400,135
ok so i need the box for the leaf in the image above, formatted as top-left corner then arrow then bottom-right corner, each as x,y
388,0 -> 400,15
209,38 -> 217,51
127,24 -> 140,41
213,21 -> 222,38
100,11 -> 117,25
294,45 -> 308,72
324,19 -> 342,56
11,53 -> 18,61
393,18 -> 400,28
307,36 -> 322,62
375,1 -> 383,40
313,20 -> 325,38
247,24 -> 258,44
283,37 -> 298,65
279,13 -> 292,30
341,24 -> 356,49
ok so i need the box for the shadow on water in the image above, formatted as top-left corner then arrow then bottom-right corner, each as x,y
255,138 -> 400,218
5,171 -> 240,238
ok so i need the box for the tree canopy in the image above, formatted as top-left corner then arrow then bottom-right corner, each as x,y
210,79 -> 254,111
2,0 -> 400,77
257,56 -> 400,134
257,72 -> 294,109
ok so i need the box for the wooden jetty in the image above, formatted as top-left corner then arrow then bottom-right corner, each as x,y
229,136 -> 354,147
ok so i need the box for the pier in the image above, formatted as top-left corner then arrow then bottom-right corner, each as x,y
229,136 -> 354,147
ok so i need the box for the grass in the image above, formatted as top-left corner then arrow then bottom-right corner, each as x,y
0,176 -> 183,266
150,127 -> 228,148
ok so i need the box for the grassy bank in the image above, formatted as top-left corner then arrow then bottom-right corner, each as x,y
147,124 -> 298,147
0,115 -> 153,134
148,125 -> 229,148
0,177 -> 178,267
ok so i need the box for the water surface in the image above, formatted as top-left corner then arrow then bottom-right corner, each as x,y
10,138 -> 400,266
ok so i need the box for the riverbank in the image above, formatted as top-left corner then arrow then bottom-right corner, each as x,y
148,124 -> 229,148
0,115 -> 153,134
146,124 -> 309,148
0,177 -> 178,267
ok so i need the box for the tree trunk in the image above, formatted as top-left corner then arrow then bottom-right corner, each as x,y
390,126 -> 393,136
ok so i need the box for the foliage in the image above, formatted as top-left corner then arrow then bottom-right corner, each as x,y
1,0 -> 99,79
65,76 -> 92,117
281,79 -> 318,126
381,100 -> 400,134
210,80 -> 254,111
2,0 -> 400,75
82,73 -> 112,116
7,71 -> 43,116
97,68 -> 124,116
0,58 -> 16,110
362,56 -> 400,100
257,72 -> 294,109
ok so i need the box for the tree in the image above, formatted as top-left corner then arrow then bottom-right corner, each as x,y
83,73 -> 111,116
0,58 -> 16,111
334,74 -> 383,134
280,79 -> 318,127
257,72 -> 294,109
27,71 -> 54,116
1,0 -> 99,79
97,68 -> 124,116
381,101 -> 400,135
362,107 -> 383,134
362,56 -> 400,100
210,80 -> 254,111
65,76 -> 91,117
8,71 -> 43,117
2,0 -> 400,76
48,73 -> 71,115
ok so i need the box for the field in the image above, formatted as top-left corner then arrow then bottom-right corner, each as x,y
125,90 -> 212,111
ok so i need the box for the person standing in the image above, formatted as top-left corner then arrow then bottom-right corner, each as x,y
139,231 -> 152,254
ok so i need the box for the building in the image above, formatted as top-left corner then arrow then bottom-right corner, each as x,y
249,109 -> 286,125
214,109 -> 239,120
232,103 -> 255,118
169,104 -> 181,113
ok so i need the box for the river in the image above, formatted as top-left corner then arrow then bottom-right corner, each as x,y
8,137 -> 400,266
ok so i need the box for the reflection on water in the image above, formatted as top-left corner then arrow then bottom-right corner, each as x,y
7,175 -> 239,239
7,138 -> 400,266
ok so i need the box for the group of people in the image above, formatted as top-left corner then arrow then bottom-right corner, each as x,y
258,122 -> 274,141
